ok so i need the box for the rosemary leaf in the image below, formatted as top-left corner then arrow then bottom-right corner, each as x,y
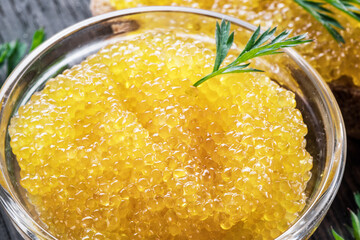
324,0 -> 360,21
193,21 -> 311,87
30,28 -> 46,52
332,228 -> 346,240
7,40 -> 27,75
294,0 -> 345,43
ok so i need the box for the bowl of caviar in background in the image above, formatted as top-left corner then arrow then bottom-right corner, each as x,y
92,0 -> 360,139
0,7 -> 346,240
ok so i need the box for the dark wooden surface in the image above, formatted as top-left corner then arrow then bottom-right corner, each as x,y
0,0 -> 358,239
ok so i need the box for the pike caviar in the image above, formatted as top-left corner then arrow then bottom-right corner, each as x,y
9,30 -> 312,240
110,0 -> 360,85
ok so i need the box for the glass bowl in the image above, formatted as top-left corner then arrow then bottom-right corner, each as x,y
0,6 -> 346,240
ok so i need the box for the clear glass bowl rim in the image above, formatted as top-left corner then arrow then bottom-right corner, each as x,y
0,6 -> 346,240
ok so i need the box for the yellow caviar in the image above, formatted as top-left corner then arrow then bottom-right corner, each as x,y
110,0 -> 360,86
9,30 -> 312,239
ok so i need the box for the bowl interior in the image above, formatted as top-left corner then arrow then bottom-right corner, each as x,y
0,9 -> 342,239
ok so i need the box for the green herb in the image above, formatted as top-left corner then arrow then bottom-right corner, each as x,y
324,0 -> 360,21
7,40 -> 27,75
212,20 -> 234,72
0,42 -> 17,68
293,0 -> 345,43
30,28 -> 45,52
332,192 -> 360,240
351,210 -> 360,240
293,0 -> 360,43
0,28 -> 45,79
193,20 -> 311,87
0,44 -> 10,66
332,228 -> 346,240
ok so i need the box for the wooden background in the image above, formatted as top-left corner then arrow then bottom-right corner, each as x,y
0,0 -> 359,239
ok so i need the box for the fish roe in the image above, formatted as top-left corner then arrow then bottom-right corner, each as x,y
9,30 -> 313,240
110,0 -> 360,85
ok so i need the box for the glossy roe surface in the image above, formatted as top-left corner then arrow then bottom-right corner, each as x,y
9,30 -> 312,239
110,0 -> 360,85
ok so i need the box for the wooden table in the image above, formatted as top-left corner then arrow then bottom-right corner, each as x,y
0,0 -> 358,239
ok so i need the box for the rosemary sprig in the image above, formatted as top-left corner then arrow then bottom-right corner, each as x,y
30,28 -> 46,52
0,28 -> 45,84
293,0 -> 345,43
332,192 -> 360,240
193,20 -> 311,87
293,0 -> 360,43
325,0 -> 360,21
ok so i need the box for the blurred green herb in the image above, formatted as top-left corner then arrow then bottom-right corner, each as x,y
293,0 -> 360,43
333,229 -> 346,240
332,192 -> 360,240
0,42 -> 15,68
325,0 -> 360,21
30,28 -> 45,51
193,20 -> 311,87
0,28 -> 45,79
7,40 -> 27,75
